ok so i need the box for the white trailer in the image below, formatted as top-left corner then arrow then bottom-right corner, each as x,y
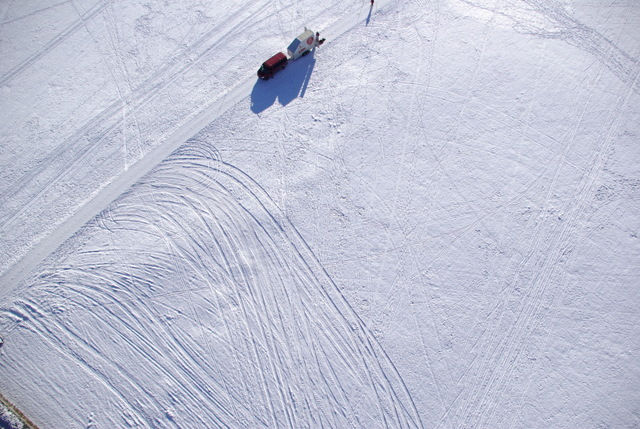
287,28 -> 325,60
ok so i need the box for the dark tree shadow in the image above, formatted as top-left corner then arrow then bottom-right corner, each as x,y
366,6 -> 373,26
250,51 -> 316,114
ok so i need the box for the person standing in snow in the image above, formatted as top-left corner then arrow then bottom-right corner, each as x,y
370,0 -> 374,5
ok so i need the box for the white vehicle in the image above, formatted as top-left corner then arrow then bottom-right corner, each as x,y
287,28 -> 325,60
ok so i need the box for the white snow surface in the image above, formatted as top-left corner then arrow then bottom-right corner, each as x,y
1,0 -> 639,428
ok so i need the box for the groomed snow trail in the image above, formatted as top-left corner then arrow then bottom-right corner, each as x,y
0,0 -> 374,290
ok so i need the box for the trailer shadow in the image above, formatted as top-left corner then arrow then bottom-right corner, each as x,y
250,51 -> 316,114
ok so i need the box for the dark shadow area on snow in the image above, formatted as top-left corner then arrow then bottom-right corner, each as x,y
366,6 -> 373,26
250,50 -> 316,114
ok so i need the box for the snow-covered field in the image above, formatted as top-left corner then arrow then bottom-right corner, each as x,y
1,0 -> 639,427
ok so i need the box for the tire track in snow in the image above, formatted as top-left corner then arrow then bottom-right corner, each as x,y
8,249 -> 261,426
519,0 -> 640,93
450,78 -> 596,425
441,50 -> 640,429
1,140 -> 423,428
0,0 -> 288,281
459,0 -> 640,93
0,0 -> 111,86
6,297 -> 153,428
0,0 -> 273,229
0,0 -> 365,281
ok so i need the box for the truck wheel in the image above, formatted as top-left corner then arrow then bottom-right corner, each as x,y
302,50 -> 309,57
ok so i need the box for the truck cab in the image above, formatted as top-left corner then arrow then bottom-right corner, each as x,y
257,52 -> 288,80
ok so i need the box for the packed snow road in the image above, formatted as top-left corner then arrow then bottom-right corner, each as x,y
0,0 -> 364,287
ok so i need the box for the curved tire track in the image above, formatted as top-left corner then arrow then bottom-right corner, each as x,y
0,140 -> 423,428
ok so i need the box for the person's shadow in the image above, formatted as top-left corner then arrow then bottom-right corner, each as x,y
250,50 -> 316,114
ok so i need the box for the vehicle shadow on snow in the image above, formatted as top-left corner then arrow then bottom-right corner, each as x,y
250,51 -> 316,114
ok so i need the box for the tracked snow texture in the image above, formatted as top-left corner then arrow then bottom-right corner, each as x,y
1,145 -> 421,428
1,0 -> 640,428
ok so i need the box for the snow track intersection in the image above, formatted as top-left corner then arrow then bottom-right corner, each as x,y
1,144 -> 422,427
1,0 -> 639,428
